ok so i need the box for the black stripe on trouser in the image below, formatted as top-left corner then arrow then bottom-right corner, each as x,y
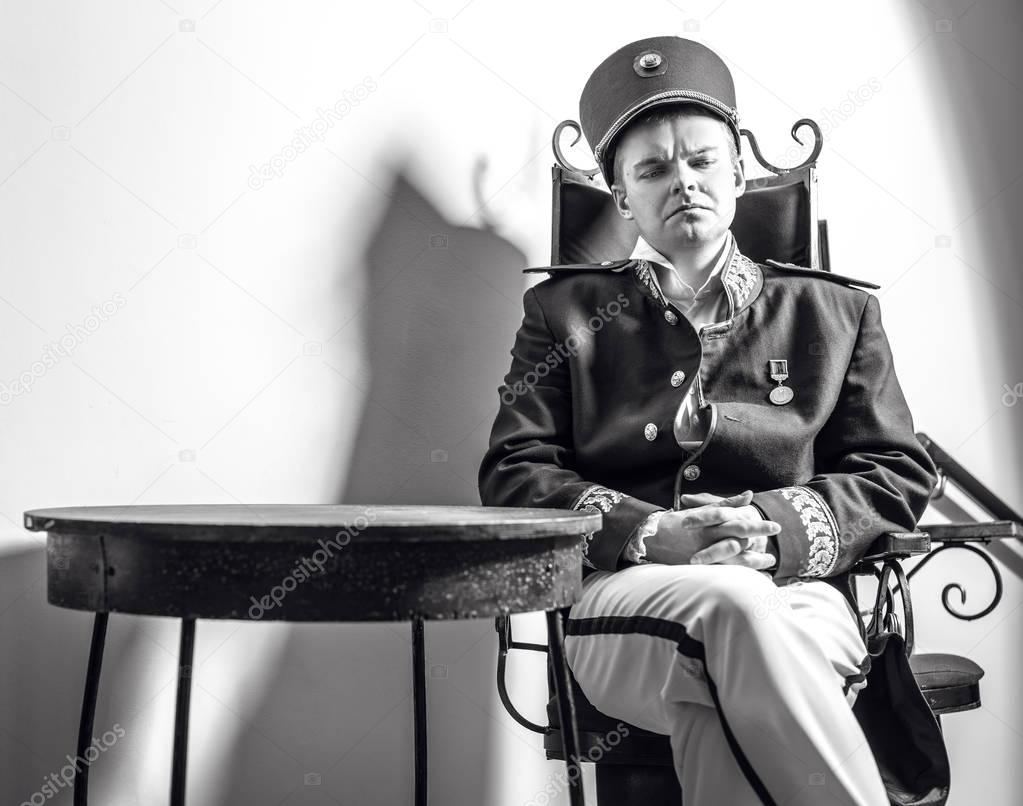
843,655 -> 871,695
566,614 -> 779,806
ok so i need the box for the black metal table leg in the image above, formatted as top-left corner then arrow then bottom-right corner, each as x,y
74,612 -> 109,806
547,607 -> 585,806
170,618 -> 196,806
412,616 -> 428,806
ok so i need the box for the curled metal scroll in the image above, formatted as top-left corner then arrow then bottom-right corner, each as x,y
495,615 -> 550,734
740,118 -> 823,175
865,559 -> 915,655
893,543 -> 1004,621
552,119 -> 601,177
554,117 -> 824,178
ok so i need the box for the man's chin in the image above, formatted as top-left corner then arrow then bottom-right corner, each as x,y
655,226 -> 718,248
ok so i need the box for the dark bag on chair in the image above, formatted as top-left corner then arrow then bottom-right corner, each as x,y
852,562 -> 950,806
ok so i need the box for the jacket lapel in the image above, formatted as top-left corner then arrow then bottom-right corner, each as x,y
720,237 -> 764,319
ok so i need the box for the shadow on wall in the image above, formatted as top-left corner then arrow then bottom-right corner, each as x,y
0,546 -> 159,806
210,168 -> 530,805
900,4 -> 1023,490
892,2 -> 1023,583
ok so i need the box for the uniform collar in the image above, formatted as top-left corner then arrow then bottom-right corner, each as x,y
630,232 -> 730,305
629,230 -> 763,320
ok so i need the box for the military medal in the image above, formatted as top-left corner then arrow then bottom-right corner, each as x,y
768,359 -> 793,405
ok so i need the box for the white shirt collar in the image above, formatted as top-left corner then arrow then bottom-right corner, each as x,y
629,231 -> 733,304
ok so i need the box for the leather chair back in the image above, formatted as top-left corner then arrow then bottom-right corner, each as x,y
551,162 -> 827,270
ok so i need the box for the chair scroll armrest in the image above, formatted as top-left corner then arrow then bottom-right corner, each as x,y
890,522 -> 1022,622
858,531 -> 931,564
850,533 -> 929,655
918,521 -> 1023,544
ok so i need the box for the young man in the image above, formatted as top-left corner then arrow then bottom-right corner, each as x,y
479,36 -> 946,805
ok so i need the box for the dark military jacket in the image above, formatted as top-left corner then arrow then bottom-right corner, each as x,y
478,237 -> 948,805
478,240 -> 938,612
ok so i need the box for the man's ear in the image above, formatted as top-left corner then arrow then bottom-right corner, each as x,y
733,157 -> 747,199
611,182 -> 634,220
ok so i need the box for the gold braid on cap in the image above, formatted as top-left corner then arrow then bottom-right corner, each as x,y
593,89 -> 740,169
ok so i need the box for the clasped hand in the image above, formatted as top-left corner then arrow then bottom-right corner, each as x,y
642,490 -> 779,571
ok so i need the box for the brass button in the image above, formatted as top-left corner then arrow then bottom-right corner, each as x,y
683,465 -> 701,481
639,52 -> 662,69
670,370 -> 686,387
663,310 -> 678,325
644,423 -> 658,441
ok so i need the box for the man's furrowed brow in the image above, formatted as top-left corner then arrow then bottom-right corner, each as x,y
631,155 -> 666,170
631,145 -> 720,170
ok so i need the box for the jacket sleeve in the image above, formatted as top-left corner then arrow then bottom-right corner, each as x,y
750,293 -> 938,580
478,286 -> 663,571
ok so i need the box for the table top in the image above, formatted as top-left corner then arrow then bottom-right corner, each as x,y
31,504 -> 596,620
23,504 -> 602,542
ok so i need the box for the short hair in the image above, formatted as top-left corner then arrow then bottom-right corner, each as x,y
608,105 -> 739,187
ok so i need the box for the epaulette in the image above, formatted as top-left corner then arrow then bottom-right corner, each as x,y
523,259 -> 631,275
762,258 -> 880,290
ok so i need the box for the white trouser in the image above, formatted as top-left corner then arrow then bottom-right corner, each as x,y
563,564 -> 889,806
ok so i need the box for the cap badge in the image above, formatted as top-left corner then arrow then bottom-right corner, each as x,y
633,50 -> 667,77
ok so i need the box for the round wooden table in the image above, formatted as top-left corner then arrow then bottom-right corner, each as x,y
23,504 -> 600,806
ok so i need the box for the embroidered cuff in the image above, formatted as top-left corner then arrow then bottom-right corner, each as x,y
571,485 -> 663,572
751,486 -> 840,578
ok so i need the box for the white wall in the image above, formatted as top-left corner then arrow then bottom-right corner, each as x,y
1,1 -> 1020,804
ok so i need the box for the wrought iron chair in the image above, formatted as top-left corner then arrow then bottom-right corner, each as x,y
494,118 -> 1023,805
